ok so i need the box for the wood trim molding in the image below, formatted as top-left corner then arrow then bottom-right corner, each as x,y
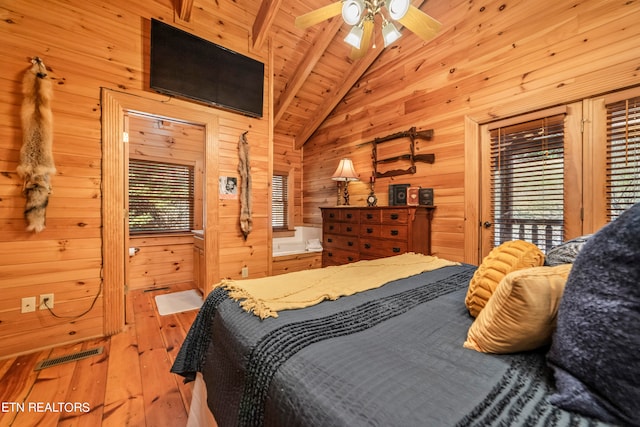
101,88 -> 220,334
463,116 -> 480,265
486,105 -> 568,131
101,89 -> 126,336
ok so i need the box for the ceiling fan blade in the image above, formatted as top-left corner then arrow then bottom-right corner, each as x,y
397,5 -> 442,41
350,19 -> 374,59
295,2 -> 343,29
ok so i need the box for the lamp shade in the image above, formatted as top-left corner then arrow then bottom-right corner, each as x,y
382,21 -> 402,47
344,25 -> 364,49
331,158 -> 360,181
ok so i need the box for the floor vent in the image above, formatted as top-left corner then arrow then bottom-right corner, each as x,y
34,347 -> 104,371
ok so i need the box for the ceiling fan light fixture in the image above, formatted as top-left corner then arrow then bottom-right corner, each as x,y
342,0 -> 366,26
344,25 -> 364,49
382,20 -> 402,47
387,0 -> 410,20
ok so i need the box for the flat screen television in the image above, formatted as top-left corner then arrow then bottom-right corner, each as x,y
150,19 -> 264,118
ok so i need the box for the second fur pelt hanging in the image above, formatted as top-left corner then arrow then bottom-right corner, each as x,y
17,57 -> 56,233
237,131 -> 252,240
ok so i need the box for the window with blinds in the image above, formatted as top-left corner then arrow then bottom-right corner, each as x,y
489,114 -> 565,252
606,96 -> 640,220
129,160 -> 194,233
272,174 -> 289,230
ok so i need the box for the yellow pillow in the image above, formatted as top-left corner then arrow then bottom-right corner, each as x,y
465,240 -> 544,317
464,264 -> 572,354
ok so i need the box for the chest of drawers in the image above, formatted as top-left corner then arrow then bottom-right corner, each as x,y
320,206 -> 435,267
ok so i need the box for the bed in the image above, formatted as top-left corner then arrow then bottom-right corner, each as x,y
171,243 -> 636,427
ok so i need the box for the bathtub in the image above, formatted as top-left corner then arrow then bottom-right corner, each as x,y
273,226 -> 322,257
273,243 -> 323,257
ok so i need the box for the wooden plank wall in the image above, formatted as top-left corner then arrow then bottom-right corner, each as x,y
0,0 -> 269,358
301,0 -> 640,263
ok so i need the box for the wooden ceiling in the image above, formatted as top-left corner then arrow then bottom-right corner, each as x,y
175,0 -> 436,148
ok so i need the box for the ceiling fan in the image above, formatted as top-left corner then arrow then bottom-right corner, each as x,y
295,0 -> 441,58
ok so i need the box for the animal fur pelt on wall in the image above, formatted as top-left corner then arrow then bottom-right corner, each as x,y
17,57 -> 56,233
238,131 -> 252,240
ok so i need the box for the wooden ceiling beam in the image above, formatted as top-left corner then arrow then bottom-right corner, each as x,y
274,17 -> 344,125
293,45 -> 382,148
175,0 -> 194,22
253,0 -> 284,51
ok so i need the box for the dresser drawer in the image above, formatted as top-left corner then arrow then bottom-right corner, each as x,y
381,209 -> 409,224
360,224 -> 407,239
322,209 -> 341,221
322,220 -> 359,236
323,222 -> 340,234
340,210 -> 359,223
360,210 -> 381,224
323,248 -> 359,265
360,224 -> 381,238
323,234 -> 358,250
380,224 -> 408,240
340,223 -> 359,235
360,239 -> 407,258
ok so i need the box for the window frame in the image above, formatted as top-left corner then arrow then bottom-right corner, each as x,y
467,88 -> 640,264
585,87 -> 640,230
128,158 -> 196,235
477,103 -> 583,260
272,168 -> 295,235
487,114 -> 566,253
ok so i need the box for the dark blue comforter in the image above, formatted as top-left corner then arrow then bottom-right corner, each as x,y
172,264 -> 615,427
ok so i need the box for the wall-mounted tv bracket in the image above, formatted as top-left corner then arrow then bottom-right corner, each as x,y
369,127 -> 434,178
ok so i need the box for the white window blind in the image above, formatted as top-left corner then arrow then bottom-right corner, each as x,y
489,114 -> 565,252
606,96 -> 640,220
129,160 -> 194,233
272,174 -> 288,230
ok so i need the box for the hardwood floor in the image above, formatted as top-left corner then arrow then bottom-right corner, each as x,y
0,283 -> 199,427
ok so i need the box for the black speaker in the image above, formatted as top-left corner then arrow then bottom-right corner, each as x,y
389,184 -> 410,206
419,188 -> 434,206
407,187 -> 420,206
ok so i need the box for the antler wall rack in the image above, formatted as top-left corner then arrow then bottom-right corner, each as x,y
367,127 -> 434,178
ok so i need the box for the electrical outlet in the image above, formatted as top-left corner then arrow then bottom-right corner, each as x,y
21,297 -> 36,313
39,293 -> 54,310
241,266 -> 249,278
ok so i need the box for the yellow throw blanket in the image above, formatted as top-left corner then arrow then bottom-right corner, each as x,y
221,253 -> 460,319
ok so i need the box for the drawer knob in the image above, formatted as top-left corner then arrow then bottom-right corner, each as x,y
367,214 -> 373,219
364,243 -> 371,249
366,228 -> 373,233
390,229 -> 399,236
346,226 -> 352,232
329,225 -> 335,230
329,213 -> 335,218
327,238 -> 333,243
390,214 -> 399,220
346,213 -> 352,219
348,256 -> 354,261
348,241 -> 354,246
328,252 -> 333,257
393,247 -> 401,253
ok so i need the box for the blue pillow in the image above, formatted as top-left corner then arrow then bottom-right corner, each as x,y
545,234 -> 592,266
547,203 -> 640,426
